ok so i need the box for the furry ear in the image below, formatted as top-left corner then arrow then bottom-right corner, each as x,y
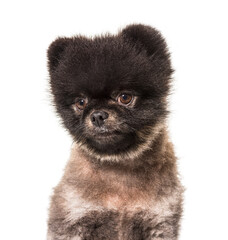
47,37 -> 70,72
121,24 -> 168,57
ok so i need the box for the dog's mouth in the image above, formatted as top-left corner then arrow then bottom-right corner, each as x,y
84,121 -> 132,145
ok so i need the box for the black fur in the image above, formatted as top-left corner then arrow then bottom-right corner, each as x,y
48,24 -> 173,157
49,210 -> 119,240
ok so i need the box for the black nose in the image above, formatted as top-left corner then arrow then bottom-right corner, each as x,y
90,111 -> 109,127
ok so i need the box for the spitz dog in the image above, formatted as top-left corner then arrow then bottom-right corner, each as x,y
47,24 -> 183,240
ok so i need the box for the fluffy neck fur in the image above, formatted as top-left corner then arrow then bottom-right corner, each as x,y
62,128 -> 179,207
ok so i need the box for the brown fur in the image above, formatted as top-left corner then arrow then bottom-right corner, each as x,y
48,128 -> 183,239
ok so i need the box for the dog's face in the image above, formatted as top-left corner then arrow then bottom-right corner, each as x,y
48,24 -> 173,161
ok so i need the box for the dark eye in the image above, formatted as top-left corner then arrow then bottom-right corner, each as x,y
75,98 -> 87,110
118,93 -> 133,105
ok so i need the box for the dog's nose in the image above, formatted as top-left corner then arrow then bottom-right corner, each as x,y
90,111 -> 109,127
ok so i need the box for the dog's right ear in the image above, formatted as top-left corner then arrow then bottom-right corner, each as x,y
47,37 -> 71,72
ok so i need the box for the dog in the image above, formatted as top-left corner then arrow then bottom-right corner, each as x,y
47,24 -> 183,240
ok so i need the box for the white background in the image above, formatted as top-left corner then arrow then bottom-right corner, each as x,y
0,1 -> 228,239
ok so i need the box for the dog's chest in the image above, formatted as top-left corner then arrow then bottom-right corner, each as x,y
63,181 -> 171,222
62,155 -> 176,238
64,157 -> 165,220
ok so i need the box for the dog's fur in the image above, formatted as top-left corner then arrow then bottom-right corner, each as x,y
47,24 -> 183,240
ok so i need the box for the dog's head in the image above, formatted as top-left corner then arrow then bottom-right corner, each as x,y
48,24 -> 173,162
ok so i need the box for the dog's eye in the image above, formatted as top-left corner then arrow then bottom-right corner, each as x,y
118,93 -> 133,105
75,98 -> 87,110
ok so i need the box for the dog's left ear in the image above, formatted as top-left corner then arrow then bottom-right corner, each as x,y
121,24 -> 173,96
121,24 -> 168,58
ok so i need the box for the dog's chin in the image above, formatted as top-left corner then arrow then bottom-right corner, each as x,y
83,131 -> 135,156
88,132 -> 124,146
92,131 -> 122,142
